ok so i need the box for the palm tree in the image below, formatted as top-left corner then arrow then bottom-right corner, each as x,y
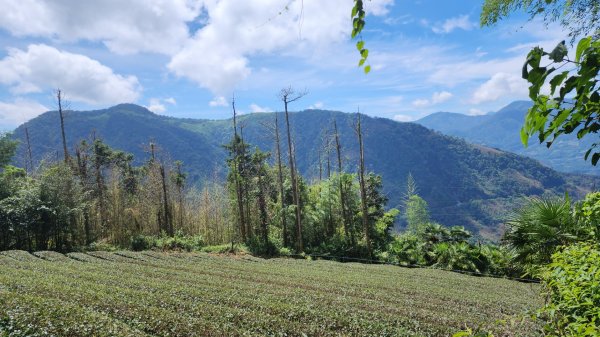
430,242 -> 479,273
504,196 -> 576,273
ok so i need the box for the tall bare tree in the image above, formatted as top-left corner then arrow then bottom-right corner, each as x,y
333,119 -> 350,240
279,86 -> 306,252
56,89 -> 70,163
273,111 -> 288,247
354,111 -> 372,257
231,95 -> 247,241
24,127 -> 33,174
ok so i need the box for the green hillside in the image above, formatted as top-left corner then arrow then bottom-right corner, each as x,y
417,101 -> 599,176
11,104 -> 599,239
0,250 -> 541,336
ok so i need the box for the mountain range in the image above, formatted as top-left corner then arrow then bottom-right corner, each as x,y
416,101 -> 598,176
11,104 -> 599,239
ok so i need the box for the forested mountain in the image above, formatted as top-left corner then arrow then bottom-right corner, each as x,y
417,101 -> 598,176
11,104 -> 599,239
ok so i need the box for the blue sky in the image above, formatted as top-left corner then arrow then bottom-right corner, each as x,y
0,0 -> 567,130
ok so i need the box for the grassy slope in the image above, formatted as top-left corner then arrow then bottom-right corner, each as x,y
0,251 -> 541,336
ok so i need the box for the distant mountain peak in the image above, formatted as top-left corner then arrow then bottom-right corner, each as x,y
107,103 -> 154,115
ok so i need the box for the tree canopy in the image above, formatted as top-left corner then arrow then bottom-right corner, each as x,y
0,133 -> 18,169
481,0 -> 600,166
481,0 -> 600,41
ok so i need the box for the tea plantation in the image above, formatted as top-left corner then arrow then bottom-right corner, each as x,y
0,250 -> 541,336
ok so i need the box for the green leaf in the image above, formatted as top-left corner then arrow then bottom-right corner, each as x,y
356,40 -> 364,52
520,127 -> 530,147
360,48 -> 369,58
364,65 -> 371,74
592,153 -> 600,165
576,37 -> 592,63
549,71 -> 569,95
358,58 -> 365,67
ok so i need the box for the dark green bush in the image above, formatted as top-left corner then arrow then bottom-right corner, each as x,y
130,234 -> 154,251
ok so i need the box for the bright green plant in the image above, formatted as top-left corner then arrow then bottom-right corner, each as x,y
0,132 -> 18,169
520,37 -> 600,165
503,196 -> 576,274
573,192 -> 600,240
538,242 -> 600,336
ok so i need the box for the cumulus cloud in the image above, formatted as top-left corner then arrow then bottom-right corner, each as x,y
432,15 -> 475,34
471,72 -> 528,104
0,0 -> 202,54
167,0 -> 392,94
209,96 -> 228,107
308,102 -> 324,109
393,114 -> 415,122
146,97 -> 177,114
0,44 -> 141,105
0,98 -> 49,127
249,104 -> 272,113
411,91 -> 453,107
147,98 -> 166,114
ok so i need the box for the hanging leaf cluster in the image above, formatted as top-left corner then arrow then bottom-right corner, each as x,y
521,37 -> 600,165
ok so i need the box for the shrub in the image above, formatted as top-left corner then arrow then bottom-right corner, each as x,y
130,234 -> 151,251
130,232 -> 204,252
246,236 -> 278,256
87,240 -> 119,252
538,242 -> 600,336
201,243 -> 248,254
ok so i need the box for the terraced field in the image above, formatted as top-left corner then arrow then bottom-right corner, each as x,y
0,250 -> 541,336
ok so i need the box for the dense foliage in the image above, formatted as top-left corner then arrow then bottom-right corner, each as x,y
0,250 -> 541,336
538,243 -> 600,336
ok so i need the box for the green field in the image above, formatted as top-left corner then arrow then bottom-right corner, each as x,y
0,250 -> 541,336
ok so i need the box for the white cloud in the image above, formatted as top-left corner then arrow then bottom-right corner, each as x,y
432,15 -> 475,34
471,72 -> 528,104
393,114 -> 415,122
432,91 -> 452,103
0,0 -> 202,55
411,91 -> 453,107
308,101 -> 324,109
167,0 -> 391,94
164,97 -> 177,105
468,108 -> 486,116
0,98 -> 49,127
209,96 -> 228,107
249,103 -> 272,113
428,55 -> 523,87
365,0 -> 394,16
411,99 -> 429,108
0,44 -> 141,105
147,98 -> 166,114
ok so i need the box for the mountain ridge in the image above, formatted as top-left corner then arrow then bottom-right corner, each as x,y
11,104 -> 599,239
417,101 -> 598,175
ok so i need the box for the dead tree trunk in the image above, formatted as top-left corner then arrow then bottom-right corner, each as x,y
274,111 -> 288,247
56,89 -> 70,163
232,96 -> 247,241
25,127 -> 33,174
334,120 -> 350,240
279,87 -> 306,252
355,112 -> 372,258
160,164 -> 173,236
